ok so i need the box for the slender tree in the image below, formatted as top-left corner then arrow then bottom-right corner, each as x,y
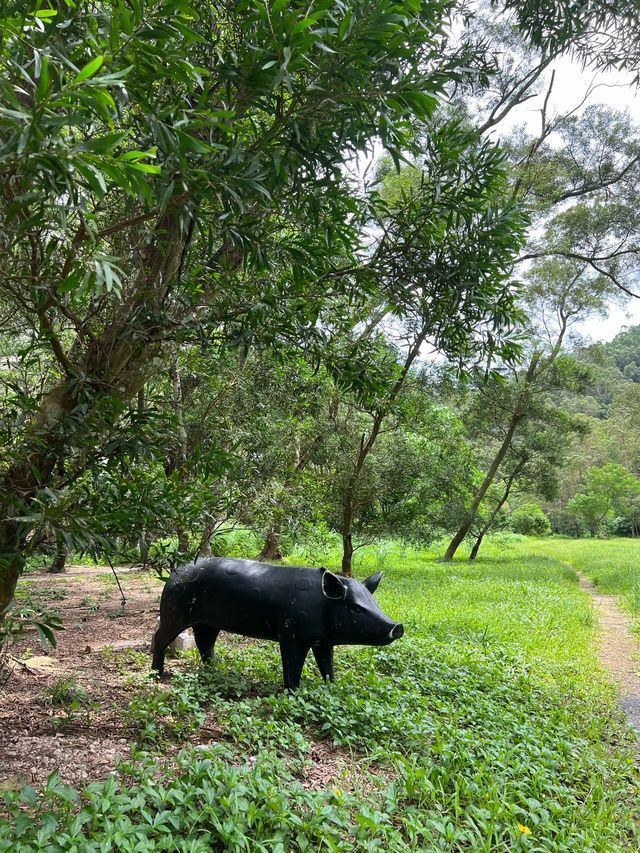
444,257 -> 623,559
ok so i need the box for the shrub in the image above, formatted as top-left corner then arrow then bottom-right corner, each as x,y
510,503 -> 551,536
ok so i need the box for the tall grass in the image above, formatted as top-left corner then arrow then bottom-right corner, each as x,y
522,537 -> 640,630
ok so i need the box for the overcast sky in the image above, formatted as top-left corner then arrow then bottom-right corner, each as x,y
496,56 -> 640,343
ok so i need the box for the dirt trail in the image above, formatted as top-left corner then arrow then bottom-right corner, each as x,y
24,564 -> 138,579
1,568 -> 353,793
577,572 -> 640,731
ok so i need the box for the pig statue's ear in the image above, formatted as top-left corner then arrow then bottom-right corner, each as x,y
322,570 -> 347,600
362,571 -> 383,594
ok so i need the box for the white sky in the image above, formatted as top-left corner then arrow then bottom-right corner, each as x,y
592,298 -> 640,341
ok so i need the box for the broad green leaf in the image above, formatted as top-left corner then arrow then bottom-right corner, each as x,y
74,55 -> 105,83
35,623 -> 57,648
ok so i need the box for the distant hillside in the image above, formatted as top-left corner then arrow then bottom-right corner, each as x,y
570,324 -> 640,413
602,324 -> 640,382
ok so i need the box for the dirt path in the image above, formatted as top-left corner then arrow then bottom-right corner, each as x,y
0,570 -> 164,790
577,572 -> 640,731
25,564 -> 138,579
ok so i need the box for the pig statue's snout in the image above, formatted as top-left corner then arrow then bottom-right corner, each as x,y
389,623 -> 404,640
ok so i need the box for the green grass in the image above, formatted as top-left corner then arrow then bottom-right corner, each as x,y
522,537 -> 640,631
2,539 -> 639,851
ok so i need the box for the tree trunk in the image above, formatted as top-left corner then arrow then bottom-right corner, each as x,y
443,412 -> 523,560
341,516 -> 354,577
443,355 -> 541,561
469,463 -> 523,560
48,535 -> 68,574
341,536 -> 354,576
170,363 -> 190,558
257,528 -> 283,562
0,524 -> 22,618
442,307 -> 577,565
468,531 -> 485,562
177,528 -> 190,554
139,532 -> 152,567
341,485 -> 357,576
337,328 -> 428,577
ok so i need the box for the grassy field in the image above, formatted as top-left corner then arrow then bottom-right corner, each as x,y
523,537 -> 640,629
2,538 -> 640,851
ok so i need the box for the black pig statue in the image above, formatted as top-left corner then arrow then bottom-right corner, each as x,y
151,557 -> 404,689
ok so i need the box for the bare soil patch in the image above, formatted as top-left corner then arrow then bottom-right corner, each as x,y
578,572 -> 640,731
0,567 -> 162,789
301,740 -> 390,795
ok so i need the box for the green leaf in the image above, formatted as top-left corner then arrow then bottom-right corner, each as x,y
338,9 -> 352,41
37,54 -> 50,98
19,787 -> 38,806
175,129 -> 211,154
35,623 -> 57,648
79,131 -> 128,153
119,148 -> 157,162
74,55 -> 105,83
126,162 -> 162,174
0,107 -> 29,121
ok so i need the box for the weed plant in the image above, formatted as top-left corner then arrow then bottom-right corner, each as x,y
2,543 -> 639,851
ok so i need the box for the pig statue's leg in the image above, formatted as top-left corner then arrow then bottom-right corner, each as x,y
312,642 -> 335,683
193,623 -> 219,664
151,621 -> 189,675
279,639 -> 311,690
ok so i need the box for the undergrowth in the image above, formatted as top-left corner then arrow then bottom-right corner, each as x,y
2,542 -> 639,851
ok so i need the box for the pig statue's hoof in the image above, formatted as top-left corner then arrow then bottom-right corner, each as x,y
149,669 -> 172,682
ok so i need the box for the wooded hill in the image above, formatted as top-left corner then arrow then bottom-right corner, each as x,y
542,324 -> 640,536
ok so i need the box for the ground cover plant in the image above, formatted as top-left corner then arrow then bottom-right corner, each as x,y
1,542 -> 639,851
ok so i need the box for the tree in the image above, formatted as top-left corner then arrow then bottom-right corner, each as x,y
499,0 -> 640,77
463,388 -> 587,558
443,248 -> 624,559
325,117 -> 527,575
0,0 -> 475,615
323,371 -> 477,560
510,503 -> 551,536
203,349 -> 334,561
379,8 -> 640,561
607,384 -> 640,476
602,326 -> 640,389
567,463 -> 640,536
